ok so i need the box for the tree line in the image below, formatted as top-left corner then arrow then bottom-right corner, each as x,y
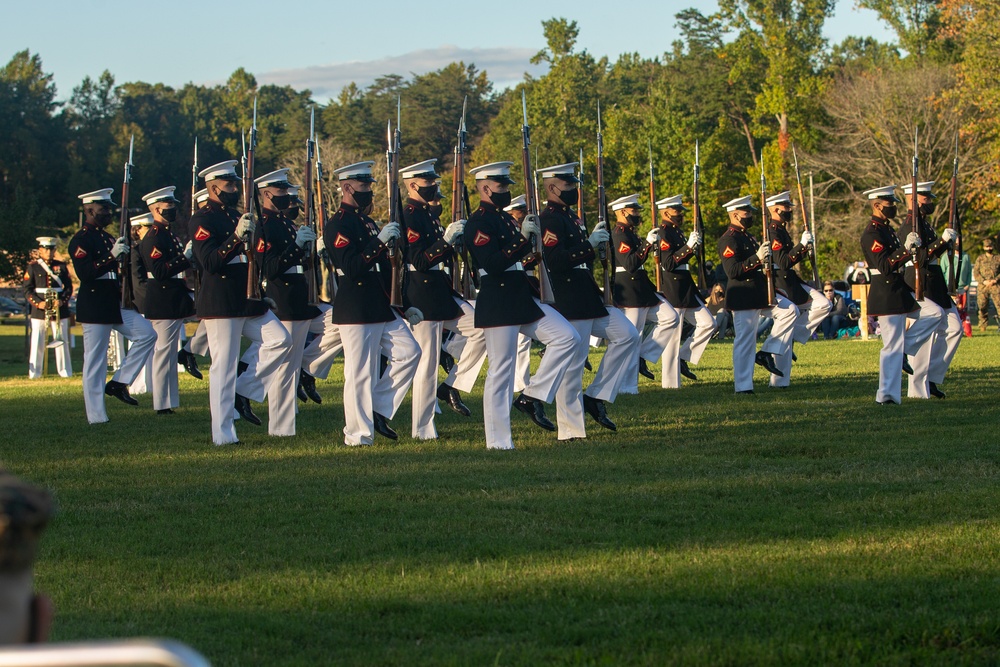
1,0 -> 997,283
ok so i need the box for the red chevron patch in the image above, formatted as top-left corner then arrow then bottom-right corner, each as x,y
723,246 -> 735,258
542,230 -> 558,247
407,228 -> 421,243
73,247 -> 87,259
871,240 -> 884,253
618,242 -> 631,254
334,233 -> 350,248
473,231 -> 490,246
660,240 -> 670,251
256,238 -> 266,253
150,247 -> 163,259
772,239 -> 783,251
194,226 -> 210,241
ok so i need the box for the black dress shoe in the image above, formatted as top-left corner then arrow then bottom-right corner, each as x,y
755,351 -> 784,377
234,393 -> 261,426
437,383 -> 471,416
105,380 -> 138,406
513,393 -> 556,431
300,371 -> 322,404
737,389 -> 755,395
296,380 -> 308,403
928,382 -> 946,399
638,358 -> 655,380
236,361 -> 249,377
584,358 -> 593,372
680,359 -> 698,381
583,395 -> 617,431
792,351 -> 798,362
177,349 -> 203,380
156,408 -> 175,415
373,412 -> 398,440
439,350 -> 455,373
379,354 -> 389,378
877,398 -> 899,405
901,355 -> 914,375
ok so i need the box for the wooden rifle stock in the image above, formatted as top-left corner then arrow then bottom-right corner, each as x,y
911,128 -> 923,301
304,108 -> 320,305
244,100 -> 263,301
119,135 -> 135,310
314,144 -> 336,301
595,104 -> 613,306
947,134 -> 960,293
649,142 -> 661,293
791,146 -> 820,288
693,143 -> 708,291
520,91 -> 555,304
386,108 -> 404,309
759,158 -> 776,306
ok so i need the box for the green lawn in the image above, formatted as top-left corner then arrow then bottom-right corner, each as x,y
0,322 -> 998,665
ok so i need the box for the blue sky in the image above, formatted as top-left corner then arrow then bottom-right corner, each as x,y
5,0 -> 895,102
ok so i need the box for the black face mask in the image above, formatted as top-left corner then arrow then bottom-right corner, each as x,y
416,185 -> 438,203
160,207 -> 177,223
489,190 -> 512,209
351,190 -> 374,210
268,194 -> 292,211
557,187 -> 578,207
428,203 -> 443,218
93,212 -> 113,227
881,205 -> 897,219
778,209 -> 793,223
919,202 -> 936,215
285,206 -> 300,221
626,214 -> 642,227
217,189 -> 240,208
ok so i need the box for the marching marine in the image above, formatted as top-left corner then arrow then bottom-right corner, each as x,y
23,237 -> 73,379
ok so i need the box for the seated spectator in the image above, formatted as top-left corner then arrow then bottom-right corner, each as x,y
0,470 -> 55,645
820,281 -> 850,339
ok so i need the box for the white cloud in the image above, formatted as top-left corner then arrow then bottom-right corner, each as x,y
257,45 -> 548,100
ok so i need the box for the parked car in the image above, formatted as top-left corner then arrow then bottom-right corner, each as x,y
0,296 -> 25,317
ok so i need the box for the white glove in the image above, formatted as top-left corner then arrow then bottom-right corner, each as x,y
444,220 -> 465,244
645,228 -> 659,245
378,222 -> 400,244
183,240 -> 193,260
941,228 -> 957,243
589,223 -> 610,249
404,307 -> 424,326
520,214 -> 540,240
800,231 -> 814,246
236,213 -> 255,237
755,244 -> 771,262
686,231 -> 702,248
295,225 -> 317,248
316,236 -> 326,254
111,238 -> 129,258
905,232 -> 921,249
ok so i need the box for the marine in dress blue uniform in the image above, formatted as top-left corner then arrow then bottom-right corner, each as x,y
23,237 -> 73,378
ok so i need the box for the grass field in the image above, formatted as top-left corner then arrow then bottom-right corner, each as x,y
0,322 -> 998,665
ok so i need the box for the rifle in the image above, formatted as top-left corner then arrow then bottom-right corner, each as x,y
190,137 -> 202,296
243,98 -> 263,301
791,145 -> 820,288
520,90 -> 555,304
119,135 -> 135,310
947,134 -> 961,293
595,102 -> 612,306
911,127 -> 923,301
305,107 -> 320,305
314,141 -> 336,301
451,97 -> 475,299
758,153 -> 776,306
693,141 -> 708,290
649,140 -> 661,293
385,98 -> 404,308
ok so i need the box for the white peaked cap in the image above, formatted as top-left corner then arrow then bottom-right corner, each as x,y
470,161 -> 515,184
142,186 -> 178,205
536,162 -> 579,182
194,188 -> 209,204
287,185 -> 300,196
254,168 -> 291,188
36,237 -> 56,247
503,194 -> 528,211
198,160 -> 239,181
131,213 -> 154,227
333,161 -> 376,182
400,159 -> 439,180
78,188 -> 115,204
655,194 -> 685,210
723,195 -> 757,212
862,185 -> 899,201
900,181 -> 936,197
610,194 -> 641,211
765,191 -> 792,206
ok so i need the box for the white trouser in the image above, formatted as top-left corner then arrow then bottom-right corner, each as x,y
81,310 -> 156,424
620,295 -> 681,394
660,304 -> 714,389
906,299 -> 949,399
277,319 -> 311,426
877,308 -> 937,403
339,314 -> 420,446
927,304 -> 963,386
186,320 -> 210,356
28,318 -> 72,379
513,334 -> 532,393
204,311 -> 292,445
731,295 -> 798,393
128,339 -> 154,395
770,286 -> 833,388
301,304 -> 343,380
482,302 -> 580,449
148,319 -> 185,410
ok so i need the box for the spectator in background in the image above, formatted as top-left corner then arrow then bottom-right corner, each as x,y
973,238 -> 999,332
0,471 -> 55,645
820,281 -> 851,339
844,261 -> 871,285
939,241 -> 972,337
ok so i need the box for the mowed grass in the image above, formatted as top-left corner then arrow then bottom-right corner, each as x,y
0,322 -> 998,665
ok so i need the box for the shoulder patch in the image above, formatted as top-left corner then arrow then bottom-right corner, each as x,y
542,229 -> 558,247
256,238 -> 266,253
407,228 -> 421,243
660,240 -> 670,252
771,239 -> 783,251
23,272 -> 30,281
722,246 -> 735,258
618,242 -> 632,254
871,240 -> 884,253
473,231 -> 491,246
194,226 -> 211,241
150,247 -> 163,259
73,247 -> 88,259
334,233 -> 350,249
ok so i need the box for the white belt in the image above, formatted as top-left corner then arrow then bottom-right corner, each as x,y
227,256 -> 247,265
573,263 -> 588,270
478,262 -> 523,278
35,287 -> 63,294
146,272 -> 185,280
284,266 -> 303,275
408,264 -> 442,271
336,264 -> 381,277
615,266 -> 629,273
869,269 -> 881,275
96,272 -> 118,280
675,263 -> 690,271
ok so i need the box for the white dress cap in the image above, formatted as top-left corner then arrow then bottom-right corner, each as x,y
131,212 -> 154,227
198,160 -> 239,181
655,194 -> 685,210
862,185 -> 899,201
254,168 -> 291,188
78,188 -> 115,204
765,191 -> 792,207
900,181 -> 936,198
194,188 -> 209,204
141,186 -> 178,205
610,194 -> 641,211
36,237 -> 57,248
333,161 -> 376,183
470,161 -> 515,184
400,159 -> 439,180
723,195 -> 757,212
536,162 -> 579,182
503,194 -> 528,212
